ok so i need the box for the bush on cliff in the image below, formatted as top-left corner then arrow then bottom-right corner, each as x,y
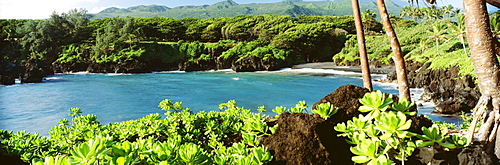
44,14 -> 356,73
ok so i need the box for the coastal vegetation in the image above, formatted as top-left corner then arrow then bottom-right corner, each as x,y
1,100 -> 276,164
1,11 -> 361,74
2,0 -> 500,163
457,0 -> 500,159
1,4 -> 485,76
334,13 -> 480,77
335,91 -> 469,164
0,92 -> 472,164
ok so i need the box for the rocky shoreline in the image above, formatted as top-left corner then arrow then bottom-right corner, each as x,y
291,61 -> 478,115
326,59 -> 479,115
262,85 -> 497,164
388,62 -> 479,115
0,59 -> 54,85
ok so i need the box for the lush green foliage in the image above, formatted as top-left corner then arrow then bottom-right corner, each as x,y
91,17 -> 143,64
335,91 -> 417,164
312,102 -> 339,120
400,5 -> 461,23
2,13 -> 357,68
1,100 -> 274,164
54,44 -> 91,64
13,9 -> 92,62
271,101 -> 309,118
334,34 -> 392,65
271,22 -> 347,61
335,91 -> 469,165
333,7 -> 488,78
0,94 -> 473,165
415,125 -> 469,149
1,5 -> 497,79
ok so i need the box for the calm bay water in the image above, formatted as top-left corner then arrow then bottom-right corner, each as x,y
0,69 -> 463,136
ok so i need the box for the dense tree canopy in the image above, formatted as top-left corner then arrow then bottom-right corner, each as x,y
1,6 -> 497,76
1,12 -> 365,69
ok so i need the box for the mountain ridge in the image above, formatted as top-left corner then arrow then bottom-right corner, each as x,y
92,0 -> 404,19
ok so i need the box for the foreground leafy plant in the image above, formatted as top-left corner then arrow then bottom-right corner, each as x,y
32,156 -> 70,165
312,102 -> 339,120
3,99 -> 275,164
416,125 -> 469,149
336,91 -> 416,164
350,137 -> 393,165
391,97 -> 416,116
178,143 -> 208,165
271,101 -> 308,117
358,90 -> 393,113
447,134 -> 469,149
376,111 -> 413,140
336,91 -> 470,165
69,136 -> 111,164
0,130 -> 53,162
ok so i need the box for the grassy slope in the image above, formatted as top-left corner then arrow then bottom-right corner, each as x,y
334,19 -> 476,77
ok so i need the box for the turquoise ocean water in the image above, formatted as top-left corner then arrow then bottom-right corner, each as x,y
0,68 -> 464,136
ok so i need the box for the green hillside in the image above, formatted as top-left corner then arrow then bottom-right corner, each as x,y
92,0 -> 402,19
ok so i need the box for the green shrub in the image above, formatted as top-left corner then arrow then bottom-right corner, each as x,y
54,44 -> 90,64
312,102 -> 339,120
2,100 -> 275,164
335,91 -> 469,165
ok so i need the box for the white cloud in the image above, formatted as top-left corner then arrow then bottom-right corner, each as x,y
0,0 -> 99,19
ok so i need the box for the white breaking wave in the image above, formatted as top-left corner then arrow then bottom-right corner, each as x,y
105,73 -> 134,76
372,80 -> 398,90
55,71 -> 91,75
44,76 -> 60,80
277,68 -> 363,76
4,84 -> 21,87
154,70 -> 185,73
212,69 -> 234,72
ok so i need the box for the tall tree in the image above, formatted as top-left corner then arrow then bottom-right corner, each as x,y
16,9 -> 92,62
58,9 -> 93,44
449,14 -> 468,56
0,20 -> 25,60
93,17 -> 141,63
351,0 -> 373,91
426,21 -> 448,54
461,0 -> 500,158
400,6 -> 412,19
361,9 -> 376,20
412,0 -> 500,158
17,20 -> 51,60
375,0 -> 411,100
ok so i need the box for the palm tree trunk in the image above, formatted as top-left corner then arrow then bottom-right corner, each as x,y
436,38 -> 439,54
375,0 -> 411,100
463,0 -> 500,158
460,36 -> 468,56
351,0 -> 373,91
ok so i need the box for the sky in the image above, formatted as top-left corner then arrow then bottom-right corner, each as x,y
0,0 -> 478,20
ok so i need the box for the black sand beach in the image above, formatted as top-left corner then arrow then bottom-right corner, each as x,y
291,62 -> 395,74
